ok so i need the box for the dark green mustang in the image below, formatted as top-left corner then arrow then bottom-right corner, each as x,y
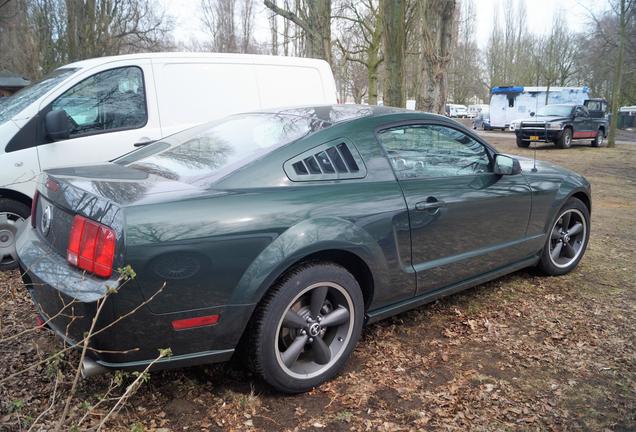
17,105 -> 591,393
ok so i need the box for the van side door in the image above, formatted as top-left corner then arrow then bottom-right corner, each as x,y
36,60 -> 161,170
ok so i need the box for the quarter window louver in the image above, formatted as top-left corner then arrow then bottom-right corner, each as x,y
284,139 -> 366,181
336,143 -> 359,172
326,147 -> 348,173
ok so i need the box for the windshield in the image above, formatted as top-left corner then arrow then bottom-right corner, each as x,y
536,104 -> 574,117
0,68 -> 77,125
115,113 -> 330,185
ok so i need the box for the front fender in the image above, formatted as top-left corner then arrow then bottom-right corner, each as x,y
230,216 -> 387,306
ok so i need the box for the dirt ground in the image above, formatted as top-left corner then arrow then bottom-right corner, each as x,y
1,131 -> 635,431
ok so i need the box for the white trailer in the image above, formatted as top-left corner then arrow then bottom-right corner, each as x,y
489,86 -> 590,130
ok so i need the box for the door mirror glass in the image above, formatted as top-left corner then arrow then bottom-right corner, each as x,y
494,154 -> 521,175
45,109 -> 71,141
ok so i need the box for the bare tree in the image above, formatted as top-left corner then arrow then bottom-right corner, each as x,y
0,0 -> 174,79
334,0 -> 383,104
448,0 -> 483,104
607,0 -> 635,147
417,0 -> 458,113
264,0 -> 332,65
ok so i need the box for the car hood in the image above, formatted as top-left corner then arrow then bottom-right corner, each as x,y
514,155 -> 586,181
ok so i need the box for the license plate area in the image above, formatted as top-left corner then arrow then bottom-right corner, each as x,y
530,135 -> 540,141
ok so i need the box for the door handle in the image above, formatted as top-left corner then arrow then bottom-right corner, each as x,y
134,139 -> 155,147
415,198 -> 446,212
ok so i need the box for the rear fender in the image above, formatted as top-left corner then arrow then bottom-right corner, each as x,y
231,217 -> 387,306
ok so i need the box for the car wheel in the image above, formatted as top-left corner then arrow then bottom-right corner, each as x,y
516,137 -> 530,148
556,128 -> 572,149
0,198 -> 30,271
248,262 -> 364,393
538,198 -> 590,276
591,129 -> 604,147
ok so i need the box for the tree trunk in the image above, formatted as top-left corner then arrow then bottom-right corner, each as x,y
381,0 -> 405,108
264,0 -> 332,66
608,0 -> 627,148
416,0 -> 457,114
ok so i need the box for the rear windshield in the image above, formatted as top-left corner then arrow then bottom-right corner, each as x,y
115,113 -> 329,184
536,105 -> 574,117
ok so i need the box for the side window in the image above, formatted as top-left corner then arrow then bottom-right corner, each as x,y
576,106 -> 589,117
51,67 -> 146,138
377,124 -> 492,179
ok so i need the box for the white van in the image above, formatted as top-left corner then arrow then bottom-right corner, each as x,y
0,52 -> 337,269
445,104 -> 468,118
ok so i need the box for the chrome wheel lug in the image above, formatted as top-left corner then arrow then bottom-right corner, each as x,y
308,337 -> 314,343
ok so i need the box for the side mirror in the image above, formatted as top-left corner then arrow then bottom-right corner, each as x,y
494,154 -> 522,175
45,109 -> 71,141
530,112 -> 535,117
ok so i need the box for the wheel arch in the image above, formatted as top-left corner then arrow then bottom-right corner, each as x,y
232,216 -> 388,341
0,188 -> 32,208
570,190 -> 591,214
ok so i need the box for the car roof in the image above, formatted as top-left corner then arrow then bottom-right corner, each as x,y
60,52 -> 331,71
249,104 -> 446,127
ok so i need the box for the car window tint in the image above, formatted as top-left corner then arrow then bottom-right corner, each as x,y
377,125 -> 491,179
51,66 -> 146,138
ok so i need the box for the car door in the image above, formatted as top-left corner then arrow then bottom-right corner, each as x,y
36,63 -> 161,170
572,106 -> 593,139
376,122 -> 533,295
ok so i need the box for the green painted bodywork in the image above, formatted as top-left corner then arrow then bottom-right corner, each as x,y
18,105 -> 591,369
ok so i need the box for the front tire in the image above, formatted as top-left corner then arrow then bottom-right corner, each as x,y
538,198 -> 590,276
556,128 -> 572,149
0,198 -> 30,271
516,136 -> 530,148
248,262 -> 364,393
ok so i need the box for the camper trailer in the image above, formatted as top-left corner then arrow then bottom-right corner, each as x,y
489,86 -> 590,130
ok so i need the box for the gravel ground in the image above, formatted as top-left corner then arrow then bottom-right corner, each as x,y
1,133 -> 635,431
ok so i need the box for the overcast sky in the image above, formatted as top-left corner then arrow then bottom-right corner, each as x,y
162,0 -> 609,51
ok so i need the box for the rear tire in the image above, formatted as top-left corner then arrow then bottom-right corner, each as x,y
556,128 -> 572,149
538,198 -> 590,276
247,262 -> 364,393
516,136 -> 530,148
591,129 -> 604,147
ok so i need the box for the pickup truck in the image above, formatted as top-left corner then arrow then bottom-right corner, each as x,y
513,99 -> 608,149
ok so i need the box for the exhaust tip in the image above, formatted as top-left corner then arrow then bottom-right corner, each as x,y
81,357 -> 108,379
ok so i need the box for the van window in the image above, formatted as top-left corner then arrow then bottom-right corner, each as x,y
51,66 -> 147,138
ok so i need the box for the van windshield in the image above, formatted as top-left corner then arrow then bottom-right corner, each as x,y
115,113 -> 330,185
0,68 -> 77,125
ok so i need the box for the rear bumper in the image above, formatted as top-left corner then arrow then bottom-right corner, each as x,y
16,222 -> 251,373
515,129 -> 563,142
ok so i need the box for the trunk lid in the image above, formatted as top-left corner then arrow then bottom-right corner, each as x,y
34,162 -> 205,262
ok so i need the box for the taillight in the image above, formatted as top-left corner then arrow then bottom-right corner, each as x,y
67,215 -> 116,278
31,190 -> 40,228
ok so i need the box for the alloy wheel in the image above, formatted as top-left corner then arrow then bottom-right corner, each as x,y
548,208 -> 587,268
275,282 -> 354,379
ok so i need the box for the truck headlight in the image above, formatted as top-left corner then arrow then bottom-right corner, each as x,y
546,123 -> 564,130
511,122 -> 520,130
